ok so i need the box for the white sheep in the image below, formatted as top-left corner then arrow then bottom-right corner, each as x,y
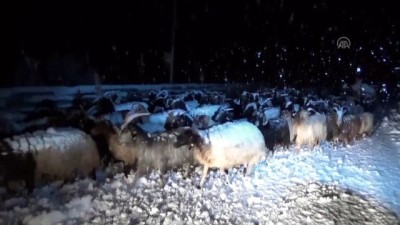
293,109 -> 327,149
0,127 -> 100,193
174,121 -> 266,187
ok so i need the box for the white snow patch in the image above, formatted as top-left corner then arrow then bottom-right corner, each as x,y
262,107 -> 281,124
185,101 -> 200,111
23,211 -> 67,225
189,105 -> 220,118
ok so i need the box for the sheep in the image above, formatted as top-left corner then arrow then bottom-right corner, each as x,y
87,96 -> 116,117
358,112 -> 374,137
211,101 -> 242,124
147,90 -> 169,113
207,91 -> 225,105
193,90 -> 208,105
293,109 -> 327,149
92,112 -> 195,181
0,127 -> 100,193
243,102 -> 259,122
337,115 -> 362,145
261,107 -> 281,124
128,125 -> 195,184
121,107 -> 188,133
333,106 -> 362,145
258,118 -> 291,152
164,111 -> 194,130
169,98 -> 189,111
91,113 -> 151,177
173,121 -> 266,187
114,101 -> 149,112
325,112 -> 340,142
240,91 -> 250,109
90,121 -> 133,176
119,113 -> 195,183
123,103 -> 150,125
280,110 -> 295,143
251,109 -> 291,152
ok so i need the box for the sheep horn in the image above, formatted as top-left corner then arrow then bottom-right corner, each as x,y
307,107 -> 316,113
120,112 -> 151,131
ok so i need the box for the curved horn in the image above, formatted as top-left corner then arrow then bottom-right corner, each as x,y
120,112 -> 151,131
156,90 -> 169,99
307,107 -> 316,113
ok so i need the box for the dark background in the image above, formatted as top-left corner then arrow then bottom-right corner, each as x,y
2,0 -> 399,91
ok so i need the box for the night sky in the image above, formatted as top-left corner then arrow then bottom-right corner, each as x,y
2,0 -> 399,90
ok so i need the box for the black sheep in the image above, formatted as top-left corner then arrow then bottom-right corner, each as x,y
258,118 -> 291,152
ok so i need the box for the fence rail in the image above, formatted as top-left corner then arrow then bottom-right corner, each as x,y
0,83 -> 233,111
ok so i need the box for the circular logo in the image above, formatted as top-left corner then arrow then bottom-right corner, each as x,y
337,37 -> 351,49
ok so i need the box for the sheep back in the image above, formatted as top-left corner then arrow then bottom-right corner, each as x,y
2,127 -> 100,187
196,121 -> 266,169
135,132 -> 194,174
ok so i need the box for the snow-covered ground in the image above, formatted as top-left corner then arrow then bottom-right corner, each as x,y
1,104 -> 400,225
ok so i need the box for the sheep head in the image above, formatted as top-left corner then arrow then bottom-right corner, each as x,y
165,111 -> 193,130
212,105 -> 234,124
244,102 -> 259,121
173,127 -> 202,150
170,98 -> 188,111
333,106 -> 347,127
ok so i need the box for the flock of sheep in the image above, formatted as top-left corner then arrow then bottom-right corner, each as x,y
0,85 -> 378,193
